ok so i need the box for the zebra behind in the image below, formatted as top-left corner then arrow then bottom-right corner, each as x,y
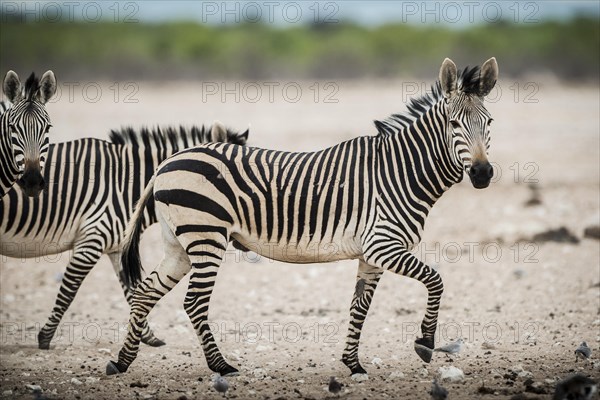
0,123 -> 249,350
1,71 -> 57,199
108,58 -> 498,377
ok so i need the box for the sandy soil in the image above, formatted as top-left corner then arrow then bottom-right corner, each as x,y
1,79 -> 599,399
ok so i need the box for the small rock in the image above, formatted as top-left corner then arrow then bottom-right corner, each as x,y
97,348 -> 111,355
371,357 -> 382,366
389,371 -> 405,379
70,378 -> 83,385
419,367 -> 429,378
351,373 -> 368,382
251,368 -> 267,379
513,269 -> 525,279
438,366 -> 464,382
2,390 -> 13,395
509,364 -> 533,379
25,385 -> 42,392
482,341 -> 497,350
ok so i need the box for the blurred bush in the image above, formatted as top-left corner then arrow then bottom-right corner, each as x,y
1,17 -> 598,80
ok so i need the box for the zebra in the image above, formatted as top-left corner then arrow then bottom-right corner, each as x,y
0,123 -> 249,350
1,70 -> 57,199
106,57 -> 498,377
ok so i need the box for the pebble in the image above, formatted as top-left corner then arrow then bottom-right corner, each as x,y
438,366 -> 465,382
389,371 -> 405,379
70,378 -> 83,385
508,364 -> 533,378
481,341 -> 496,350
371,357 -> 382,366
351,373 -> 368,382
25,384 -> 42,392
97,348 -> 111,355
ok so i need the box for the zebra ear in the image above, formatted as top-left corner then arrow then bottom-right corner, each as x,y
479,57 -> 498,97
3,70 -> 23,103
439,58 -> 458,99
210,120 -> 228,143
37,70 -> 57,104
234,127 -> 250,145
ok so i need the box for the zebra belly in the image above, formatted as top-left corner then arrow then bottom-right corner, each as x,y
231,234 -> 362,263
0,231 -> 78,259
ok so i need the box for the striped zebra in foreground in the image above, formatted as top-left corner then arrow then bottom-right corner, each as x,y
1,71 -> 57,199
0,124 -> 248,349
107,57 -> 498,377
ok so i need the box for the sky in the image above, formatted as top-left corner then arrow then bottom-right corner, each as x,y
3,1 -> 599,26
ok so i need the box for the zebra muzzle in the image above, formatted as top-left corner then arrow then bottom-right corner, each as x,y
19,164 -> 45,197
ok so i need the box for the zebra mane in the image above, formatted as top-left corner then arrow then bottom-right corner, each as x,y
374,66 -> 481,137
109,125 -> 247,149
24,73 -> 40,101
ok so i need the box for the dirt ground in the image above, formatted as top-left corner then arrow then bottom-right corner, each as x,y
1,79 -> 599,399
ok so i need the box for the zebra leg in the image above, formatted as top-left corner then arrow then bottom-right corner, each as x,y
384,249 -> 443,363
342,260 -> 383,375
38,235 -> 104,349
184,235 -> 238,376
107,252 -> 165,347
107,227 -> 190,375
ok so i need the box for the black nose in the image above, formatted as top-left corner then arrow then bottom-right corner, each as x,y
21,168 -> 45,195
469,162 -> 493,180
469,161 -> 493,189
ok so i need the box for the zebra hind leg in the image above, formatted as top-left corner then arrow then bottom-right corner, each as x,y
107,223 -> 191,375
342,260 -> 383,375
107,252 -> 165,347
184,233 -> 238,376
38,235 -> 104,349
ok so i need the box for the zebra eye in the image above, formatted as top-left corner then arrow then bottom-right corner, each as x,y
450,120 -> 461,129
487,119 -> 493,126
44,125 -> 52,134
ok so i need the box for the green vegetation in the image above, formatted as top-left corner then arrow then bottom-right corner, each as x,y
1,18 -> 598,80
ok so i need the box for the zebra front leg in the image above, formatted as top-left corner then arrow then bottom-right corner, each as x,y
365,247 -> 443,363
38,236 -> 104,349
342,260 -> 383,375
107,252 -> 165,347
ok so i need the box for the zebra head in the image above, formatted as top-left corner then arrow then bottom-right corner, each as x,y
2,70 -> 57,196
440,57 -> 498,189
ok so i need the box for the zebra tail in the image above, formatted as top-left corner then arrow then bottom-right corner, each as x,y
121,174 -> 156,289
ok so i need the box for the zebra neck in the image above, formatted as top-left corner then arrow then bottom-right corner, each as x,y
379,103 -> 463,209
0,114 -> 19,199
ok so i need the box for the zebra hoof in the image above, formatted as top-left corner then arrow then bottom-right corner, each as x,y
141,335 -> 166,347
38,331 -> 51,350
217,364 -> 239,377
414,337 -> 434,363
106,360 -> 128,375
349,364 -> 367,375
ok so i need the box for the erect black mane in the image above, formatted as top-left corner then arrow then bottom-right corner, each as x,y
109,126 -> 212,149
374,65 -> 481,136
24,73 -> 40,101
109,124 -> 248,149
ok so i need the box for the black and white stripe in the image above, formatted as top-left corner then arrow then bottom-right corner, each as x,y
1,71 -> 56,200
0,123 -> 249,349
108,58 -> 499,376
